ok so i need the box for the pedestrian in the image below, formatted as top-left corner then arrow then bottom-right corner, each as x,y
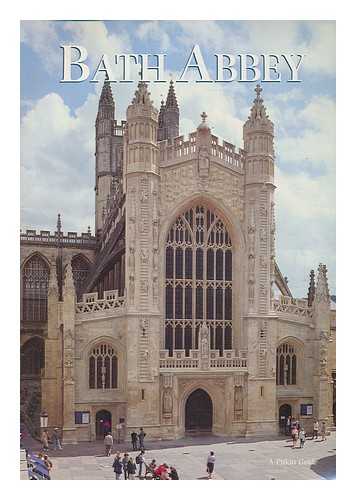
206,451 -> 215,479
169,466 -> 179,480
131,430 -> 138,451
104,432 -> 113,456
136,450 -> 146,478
122,452 -> 129,480
52,428 -> 62,450
320,421 -> 327,441
112,452 -> 123,480
127,457 -> 137,479
41,430 -> 49,451
291,426 -> 298,448
313,420 -> 319,440
138,427 -> 146,450
43,454 -> 53,471
299,428 -> 306,448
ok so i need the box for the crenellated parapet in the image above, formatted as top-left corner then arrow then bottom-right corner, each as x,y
20,229 -> 96,249
159,131 -> 245,172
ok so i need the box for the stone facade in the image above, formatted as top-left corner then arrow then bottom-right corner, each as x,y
20,81 -> 336,442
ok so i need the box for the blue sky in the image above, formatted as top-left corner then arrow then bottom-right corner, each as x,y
20,20 -> 335,297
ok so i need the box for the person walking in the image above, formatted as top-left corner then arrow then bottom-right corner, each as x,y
291,425 -> 299,448
104,432 -> 113,456
112,452 -> 123,480
41,430 -> 49,451
136,450 -> 146,478
138,427 -> 146,450
169,466 -> 179,480
313,420 -> 319,440
299,428 -> 306,448
206,451 -> 216,479
320,421 -> 327,441
122,452 -> 129,480
52,428 -> 62,450
131,430 -> 138,451
127,457 -> 137,479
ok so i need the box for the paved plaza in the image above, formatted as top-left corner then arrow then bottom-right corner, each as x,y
24,432 -> 336,480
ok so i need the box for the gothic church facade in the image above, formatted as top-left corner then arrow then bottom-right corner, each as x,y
20,81 -> 335,442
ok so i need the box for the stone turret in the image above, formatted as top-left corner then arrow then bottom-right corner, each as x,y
313,263 -> 332,425
61,261 -> 77,444
124,81 -> 161,434
307,269 -> 316,307
157,80 -> 179,142
95,79 -> 123,236
243,86 -> 278,437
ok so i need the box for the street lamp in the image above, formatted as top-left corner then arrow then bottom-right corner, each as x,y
40,410 -> 48,429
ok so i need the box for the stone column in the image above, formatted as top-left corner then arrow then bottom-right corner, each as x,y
243,85 -> 278,436
61,262 -> 77,444
41,259 -> 62,430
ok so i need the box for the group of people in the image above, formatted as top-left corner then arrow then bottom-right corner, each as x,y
285,417 -> 327,449
112,450 -> 179,480
40,428 -> 63,451
26,450 -> 53,480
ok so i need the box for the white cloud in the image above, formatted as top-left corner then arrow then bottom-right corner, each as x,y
136,21 -> 171,50
21,21 -> 59,72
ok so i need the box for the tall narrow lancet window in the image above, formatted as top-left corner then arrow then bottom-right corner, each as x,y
165,205 -> 233,357
89,343 -> 118,389
72,255 -> 90,300
22,255 -> 49,321
276,342 -> 298,385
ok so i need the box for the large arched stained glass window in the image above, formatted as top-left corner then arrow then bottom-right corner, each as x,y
165,205 -> 233,357
72,255 -> 91,300
22,255 -> 49,321
89,343 -> 118,389
276,342 -> 297,385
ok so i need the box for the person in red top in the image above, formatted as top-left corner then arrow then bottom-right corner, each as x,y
154,463 -> 170,479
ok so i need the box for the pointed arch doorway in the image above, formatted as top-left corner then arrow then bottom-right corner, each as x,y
185,389 -> 213,433
95,409 -> 112,439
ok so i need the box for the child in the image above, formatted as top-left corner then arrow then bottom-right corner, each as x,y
299,428 -> 306,448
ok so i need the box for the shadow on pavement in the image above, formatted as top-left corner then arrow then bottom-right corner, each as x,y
24,434 -> 290,458
310,454 -> 336,480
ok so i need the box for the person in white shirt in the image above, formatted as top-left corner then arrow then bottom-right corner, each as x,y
206,451 -> 216,479
104,432 -> 113,456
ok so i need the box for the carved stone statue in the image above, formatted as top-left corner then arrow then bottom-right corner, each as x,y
129,275 -> 135,304
163,389 -> 173,415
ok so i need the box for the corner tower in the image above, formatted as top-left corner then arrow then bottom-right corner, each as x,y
243,85 -> 278,436
157,80 -> 179,142
124,82 -> 161,435
95,80 -> 122,235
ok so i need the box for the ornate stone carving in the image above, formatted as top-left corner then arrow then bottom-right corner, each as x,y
152,275 -> 158,304
233,386 -> 243,421
199,322 -> 210,370
153,247 -> 158,271
163,389 -> 173,415
129,275 -> 135,305
140,248 -> 149,264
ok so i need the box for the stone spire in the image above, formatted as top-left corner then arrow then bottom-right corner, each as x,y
157,80 -> 179,142
244,84 -> 273,134
157,99 -> 166,141
307,269 -> 316,306
165,80 -> 178,110
131,81 -> 153,106
315,263 -> 330,304
98,79 -> 114,108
